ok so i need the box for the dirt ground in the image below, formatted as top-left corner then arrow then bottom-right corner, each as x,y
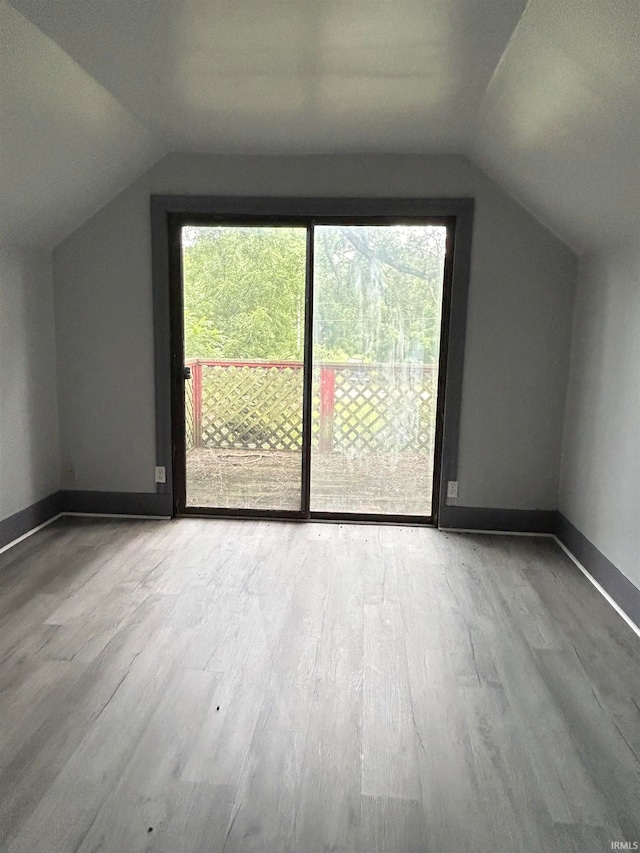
186,447 -> 433,515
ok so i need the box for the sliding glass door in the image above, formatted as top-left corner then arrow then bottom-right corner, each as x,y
181,225 -> 307,511
176,219 -> 449,520
310,225 -> 447,516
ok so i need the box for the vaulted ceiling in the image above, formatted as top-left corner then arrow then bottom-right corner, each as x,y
1,0 -> 638,252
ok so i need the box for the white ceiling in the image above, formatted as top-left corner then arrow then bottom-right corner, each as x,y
6,0 -> 527,154
2,0 -> 638,252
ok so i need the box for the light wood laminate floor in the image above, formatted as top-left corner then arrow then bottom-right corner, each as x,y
0,518 -> 638,853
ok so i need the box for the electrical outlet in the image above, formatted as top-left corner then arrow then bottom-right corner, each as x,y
155,466 -> 166,484
447,480 -> 458,501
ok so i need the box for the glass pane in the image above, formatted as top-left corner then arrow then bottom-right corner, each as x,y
310,224 -> 447,516
182,225 -> 307,510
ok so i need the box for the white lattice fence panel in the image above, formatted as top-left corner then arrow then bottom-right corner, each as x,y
187,362 -> 437,453
185,379 -> 194,450
332,367 -> 436,452
200,365 -> 303,450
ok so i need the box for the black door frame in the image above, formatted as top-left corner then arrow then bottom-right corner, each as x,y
151,197 -> 475,526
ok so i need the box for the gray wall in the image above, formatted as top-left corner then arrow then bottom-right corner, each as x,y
0,244 -> 60,522
559,242 -> 640,588
53,179 -> 156,492
53,153 -> 576,509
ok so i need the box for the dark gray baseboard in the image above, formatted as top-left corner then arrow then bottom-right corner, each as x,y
438,505 -> 638,628
0,492 -> 63,550
556,513 -> 639,628
60,490 -> 172,517
439,505 -> 556,533
0,490 -> 172,553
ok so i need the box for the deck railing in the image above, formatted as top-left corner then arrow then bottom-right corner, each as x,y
185,359 -> 438,454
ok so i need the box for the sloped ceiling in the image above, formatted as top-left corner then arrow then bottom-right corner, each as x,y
472,0 -> 640,252
0,1 -> 166,249
2,0 -> 638,252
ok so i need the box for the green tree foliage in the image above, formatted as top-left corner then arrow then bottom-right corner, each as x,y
314,225 -> 446,364
182,226 -> 306,360
182,224 -> 446,364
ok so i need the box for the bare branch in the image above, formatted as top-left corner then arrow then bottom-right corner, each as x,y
337,227 -> 430,281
